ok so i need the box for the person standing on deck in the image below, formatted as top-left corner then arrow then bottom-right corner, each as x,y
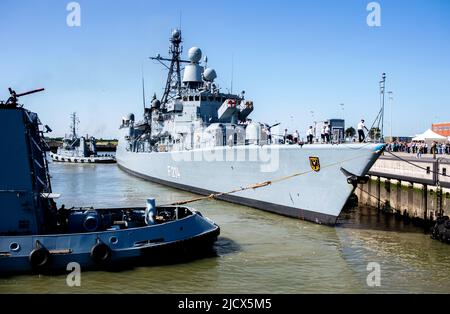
293,130 -> 299,144
265,128 -> 272,145
307,126 -> 314,144
324,123 -> 330,143
321,126 -> 326,143
358,119 -> 369,143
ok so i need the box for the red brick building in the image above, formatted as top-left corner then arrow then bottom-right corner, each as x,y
432,122 -> 450,137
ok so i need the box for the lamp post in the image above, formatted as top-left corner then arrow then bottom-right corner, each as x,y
388,92 -> 393,140
340,103 -> 344,120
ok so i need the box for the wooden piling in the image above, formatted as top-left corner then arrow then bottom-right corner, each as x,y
385,179 -> 391,212
376,176 -> 381,209
396,179 -> 402,213
423,184 -> 428,221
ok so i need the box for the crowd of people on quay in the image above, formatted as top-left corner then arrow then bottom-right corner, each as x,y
386,141 -> 450,158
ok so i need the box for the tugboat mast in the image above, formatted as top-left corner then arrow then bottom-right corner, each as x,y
150,29 -> 190,106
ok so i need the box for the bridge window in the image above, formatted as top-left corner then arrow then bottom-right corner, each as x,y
195,96 -> 200,101
183,96 -> 188,101
189,96 -> 194,101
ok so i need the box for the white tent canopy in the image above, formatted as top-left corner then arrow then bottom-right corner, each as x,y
412,129 -> 447,142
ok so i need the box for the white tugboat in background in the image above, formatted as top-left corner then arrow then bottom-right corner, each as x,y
50,113 -> 116,164
116,29 -> 385,225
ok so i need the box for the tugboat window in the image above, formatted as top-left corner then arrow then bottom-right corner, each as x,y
195,96 -> 200,101
189,96 -> 194,101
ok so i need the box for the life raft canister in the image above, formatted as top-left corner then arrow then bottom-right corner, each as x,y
90,240 -> 112,263
29,240 -> 51,268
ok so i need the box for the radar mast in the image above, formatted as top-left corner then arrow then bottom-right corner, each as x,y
150,29 -> 190,106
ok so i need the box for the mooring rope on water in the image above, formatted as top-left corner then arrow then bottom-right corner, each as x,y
164,151 -> 376,207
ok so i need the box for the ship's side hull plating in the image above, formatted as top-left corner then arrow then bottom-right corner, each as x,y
117,131 -> 383,225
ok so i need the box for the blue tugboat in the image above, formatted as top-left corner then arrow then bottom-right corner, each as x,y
0,88 -> 220,275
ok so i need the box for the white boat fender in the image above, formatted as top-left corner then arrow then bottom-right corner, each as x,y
29,240 -> 50,269
90,239 -> 112,263
145,198 -> 157,225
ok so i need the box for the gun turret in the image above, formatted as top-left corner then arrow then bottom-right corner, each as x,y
2,87 -> 45,107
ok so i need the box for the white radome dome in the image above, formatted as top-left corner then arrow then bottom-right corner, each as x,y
172,29 -> 181,39
203,68 -> 217,82
188,47 -> 202,63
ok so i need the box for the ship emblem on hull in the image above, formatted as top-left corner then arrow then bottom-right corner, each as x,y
309,157 -> 321,172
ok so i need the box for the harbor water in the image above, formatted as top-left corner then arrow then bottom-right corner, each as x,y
1,162 -> 449,294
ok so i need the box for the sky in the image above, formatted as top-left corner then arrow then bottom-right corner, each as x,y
0,0 -> 449,138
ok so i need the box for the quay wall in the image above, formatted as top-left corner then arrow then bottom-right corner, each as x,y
357,155 -> 450,223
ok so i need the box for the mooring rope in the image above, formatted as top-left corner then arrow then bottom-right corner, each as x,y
164,151 -> 376,206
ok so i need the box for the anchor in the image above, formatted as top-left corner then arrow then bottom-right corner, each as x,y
340,167 -> 370,187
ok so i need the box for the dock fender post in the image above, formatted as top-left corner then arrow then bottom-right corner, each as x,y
29,240 -> 51,269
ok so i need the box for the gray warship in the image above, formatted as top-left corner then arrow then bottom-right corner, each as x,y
117,29 -> 385,225
50,113 -> 116,164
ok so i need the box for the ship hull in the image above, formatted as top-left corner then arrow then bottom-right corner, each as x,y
117,136 -> 384,225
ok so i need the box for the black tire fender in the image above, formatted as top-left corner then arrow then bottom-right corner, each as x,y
90,242 -> 111,263
29,245 -> 50,268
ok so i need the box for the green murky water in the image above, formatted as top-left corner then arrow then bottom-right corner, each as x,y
1,162 -> 449,293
